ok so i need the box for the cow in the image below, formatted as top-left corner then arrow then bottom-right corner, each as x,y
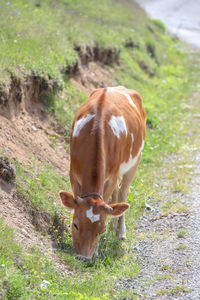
59,86 -> 146,259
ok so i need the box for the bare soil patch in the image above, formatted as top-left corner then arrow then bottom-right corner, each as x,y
71,61 -> 116,96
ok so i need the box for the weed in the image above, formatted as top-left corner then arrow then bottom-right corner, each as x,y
161,264 -> 170,271
152,19 -> 166,32
157,285 -> 191,295
162,199 -> 189,215
175,244 -> 187,250
49,136 -> 58,150
177,229 -> 187,238
156,289 -> 169,295
170,285 -> 192,294
154,274 -> 172,281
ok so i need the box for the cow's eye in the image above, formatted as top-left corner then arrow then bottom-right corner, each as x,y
73,223 -> 78,230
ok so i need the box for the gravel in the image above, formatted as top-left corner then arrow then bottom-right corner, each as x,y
116,152 -> 200,299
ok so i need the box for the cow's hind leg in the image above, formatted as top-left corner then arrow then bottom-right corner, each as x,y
103,175 -> 118,203
109,181 -> 120,231
117,156 -> 141,239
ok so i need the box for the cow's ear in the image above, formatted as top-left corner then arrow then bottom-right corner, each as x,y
106,203 -> 130,217
59,191 -> 77,210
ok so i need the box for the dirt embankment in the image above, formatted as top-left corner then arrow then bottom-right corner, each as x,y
0,44 -> 118,171
0,75 -> 70,172
66,44 -> 118,95
0,44 -> 117,271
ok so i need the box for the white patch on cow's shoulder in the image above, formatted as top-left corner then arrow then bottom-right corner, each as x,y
73,114 -> 95,137
117,91 -> 138,111
107,87 -> 138,111
86,207 -> 100,223
119,140 -> 144,175
109,115 -> 127,139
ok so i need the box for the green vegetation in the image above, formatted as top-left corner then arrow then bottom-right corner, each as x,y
157,285 -> 192,296
177,229 -> 187,238
0,0 -> 200,298
162,199 -> 188,215
53,83 -> 87,138
152,19 -> 166,31
0,0 -> 159,83
16,162 -> 69,214
175,244 -> 187,251
0,219 -> 111,299
154,273 -> 172,281
161,264 -> 170,271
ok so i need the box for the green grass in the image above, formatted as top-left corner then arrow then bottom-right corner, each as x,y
154,273 -> 172,281
0,219 -> 112,299
16,161 -> 70,215
52,82 -> 87,138
161,264 -> 170,271
177,229 -> 187,238
162,199 -> 189,215
0,0 -> 159,83
0,218 -> 140,299
0,0 -> 200,298
175,244 -> 187,251
157,285 -> 192,296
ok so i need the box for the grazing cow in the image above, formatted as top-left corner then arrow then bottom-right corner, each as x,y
60,86 -> 146,258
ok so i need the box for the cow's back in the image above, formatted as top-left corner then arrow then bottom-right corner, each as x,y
70,86 -> 146,183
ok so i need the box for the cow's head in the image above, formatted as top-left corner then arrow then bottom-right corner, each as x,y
59,191 -> 129,259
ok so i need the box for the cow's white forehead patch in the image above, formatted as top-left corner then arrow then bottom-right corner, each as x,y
86,207 -> 100,223
73,114 -> 95,137
109,115 -> 127,139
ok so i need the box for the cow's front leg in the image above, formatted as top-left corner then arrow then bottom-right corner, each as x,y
109,184 -> 120,232
103,175 -> 118,203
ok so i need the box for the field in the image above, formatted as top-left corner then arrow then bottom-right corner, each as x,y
0,0 -> 200,299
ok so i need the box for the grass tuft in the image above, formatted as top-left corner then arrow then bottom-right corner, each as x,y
177,229 -> 187,238
175,244 -> 187,251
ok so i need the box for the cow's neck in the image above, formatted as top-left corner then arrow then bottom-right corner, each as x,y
81,98 -> 106,197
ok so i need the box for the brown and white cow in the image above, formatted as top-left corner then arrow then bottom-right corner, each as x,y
59,86 -> 146,258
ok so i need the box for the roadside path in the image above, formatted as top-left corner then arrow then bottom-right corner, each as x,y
135,0 -> 200,49
124,152 -> 200,299
125,2 -> 200,298
116,109 -> 200,298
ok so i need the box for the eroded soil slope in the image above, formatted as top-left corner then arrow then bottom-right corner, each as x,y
0,54 -> 115,271
0,76 -> 70,173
